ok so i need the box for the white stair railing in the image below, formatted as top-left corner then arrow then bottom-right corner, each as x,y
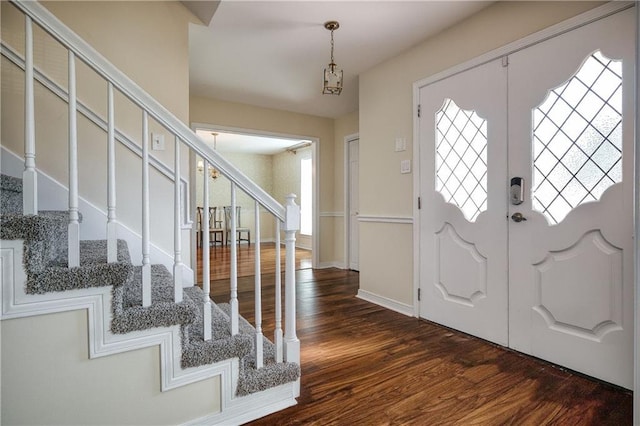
202,164 -> 212,341
254,200 -> 263,369
23,15 -> 37,215
229,183 -> 239,335
6,0 -> 301,382
274,219 -> 283,363
283,194 -> 301,365
106,82 -> 118,264
173,136 -> 183,303
141,111 -> 151,307
67,50 -> 80,267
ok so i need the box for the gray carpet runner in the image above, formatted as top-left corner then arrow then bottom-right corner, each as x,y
0,173 -> 300,396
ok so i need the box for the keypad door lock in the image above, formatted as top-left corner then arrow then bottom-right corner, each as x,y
510,177 -> 524,205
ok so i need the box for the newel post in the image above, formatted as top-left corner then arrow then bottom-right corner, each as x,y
283,194 -> 300,366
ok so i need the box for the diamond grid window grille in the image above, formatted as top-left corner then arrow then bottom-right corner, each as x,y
435,99 -> 488,222
532,51 -> 622,225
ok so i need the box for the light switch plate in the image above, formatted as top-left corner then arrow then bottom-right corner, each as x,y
401,159 -> 411,174
395,137 -> 406,152
152,133 -> 165,151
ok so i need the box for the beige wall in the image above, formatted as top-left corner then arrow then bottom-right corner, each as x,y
1,1 -> 195,255
358,1 -> 604,306
2,310 -> 219,425
190,96 -> 339,265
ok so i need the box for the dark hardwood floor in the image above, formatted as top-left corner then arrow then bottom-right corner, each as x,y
196,242 -> 312,287
222,268 -> 633,426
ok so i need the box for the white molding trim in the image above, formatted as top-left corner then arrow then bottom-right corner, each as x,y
183,382 -> 297,426
634,4 -> 640,424
316,261 -> 346,270
358,215 -> 413,224
356,289 -> 414,317
0,239 -> 297,421
319,211 -> 344,217
413,2 -> 633,91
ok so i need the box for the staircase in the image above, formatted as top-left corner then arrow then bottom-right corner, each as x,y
1,1 -> 301,424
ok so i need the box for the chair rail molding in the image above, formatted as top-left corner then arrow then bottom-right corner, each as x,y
357,215 -> 413,224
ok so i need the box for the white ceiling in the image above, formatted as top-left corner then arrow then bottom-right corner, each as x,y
189,1 -> 493,119
195,129 -> 310,154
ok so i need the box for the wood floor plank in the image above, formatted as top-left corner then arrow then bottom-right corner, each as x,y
234,268 -> 632,426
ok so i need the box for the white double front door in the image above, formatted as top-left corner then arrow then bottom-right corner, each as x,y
418,7 -> 634,389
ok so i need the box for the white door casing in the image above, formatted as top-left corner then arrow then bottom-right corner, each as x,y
419,58 -> 509,346
417,6 -> 634,389
348,138 -> 360,271
507,8 -> 634,389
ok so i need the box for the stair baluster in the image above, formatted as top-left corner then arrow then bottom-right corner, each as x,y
106,82 -> 117,263
141,111 -> 151,307
23,15 -> 37,215
230,182 -> 239,335
274,219 -> 283,363
202,158 -> 212,340
254,200 -> 263,368
67,50 -> 80,268
173,136 -> 183,302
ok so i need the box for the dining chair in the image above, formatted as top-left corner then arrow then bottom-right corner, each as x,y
223,205 -> 250,245
208,206 -> 225,246
196,206 -> 204,247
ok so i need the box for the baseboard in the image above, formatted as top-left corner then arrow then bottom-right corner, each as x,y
316,261 -> 346,270
356,289 -> 414,317
183,382 -> 298,426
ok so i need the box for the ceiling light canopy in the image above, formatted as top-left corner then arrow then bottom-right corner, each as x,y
322,21 -> 343,95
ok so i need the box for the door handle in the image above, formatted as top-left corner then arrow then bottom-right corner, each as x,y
511,212 -> 527,223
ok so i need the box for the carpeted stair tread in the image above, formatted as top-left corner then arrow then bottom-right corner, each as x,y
1,212 -> 69,241
236,361 -> 301,397
180,286 -> 254,368
1,211 -> 83,274
216,303 -> 301,395
1,174 -> 23,214
50,239 -> 131,266
110,264 -> 197,334
1,174 -> 23,192
180,288 -> 300,393
27,261 -> 133,294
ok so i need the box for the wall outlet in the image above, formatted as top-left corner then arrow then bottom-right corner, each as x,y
152,133 -> 165,151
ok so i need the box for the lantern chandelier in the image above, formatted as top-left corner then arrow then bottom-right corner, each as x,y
197,132 -> 221,180
322,21 -> 343,95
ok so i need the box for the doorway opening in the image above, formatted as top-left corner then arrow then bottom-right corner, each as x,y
190,124 -> 318,283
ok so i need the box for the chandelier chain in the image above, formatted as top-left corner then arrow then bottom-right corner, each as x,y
330,29 -> 335,64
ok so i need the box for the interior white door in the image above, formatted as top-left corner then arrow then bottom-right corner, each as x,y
419,59 -> 509,346
349,139 -> 360,271
507,8 -> 635,389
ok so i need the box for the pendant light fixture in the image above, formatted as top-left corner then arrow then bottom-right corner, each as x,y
322,21 -> 343,95
197,133 -> 220,180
